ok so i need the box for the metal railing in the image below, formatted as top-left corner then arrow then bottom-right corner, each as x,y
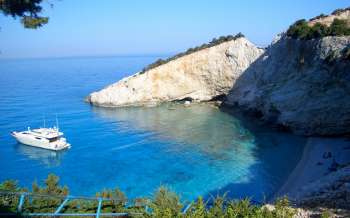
0,191 -> 144,217
0,191 -> 193,217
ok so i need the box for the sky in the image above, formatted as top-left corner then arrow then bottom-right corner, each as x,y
0,0 -> 349,59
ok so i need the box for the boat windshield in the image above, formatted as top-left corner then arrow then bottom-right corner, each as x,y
48,137 -> 60,142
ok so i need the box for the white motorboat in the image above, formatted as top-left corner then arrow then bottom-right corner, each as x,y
11,126 -> 71,151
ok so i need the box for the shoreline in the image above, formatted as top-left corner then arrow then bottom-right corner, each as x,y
274,136 -> 350,202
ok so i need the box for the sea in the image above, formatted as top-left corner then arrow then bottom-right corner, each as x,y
0,56 -> 306,203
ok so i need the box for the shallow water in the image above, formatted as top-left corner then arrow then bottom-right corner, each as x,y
0,56 -> 305,202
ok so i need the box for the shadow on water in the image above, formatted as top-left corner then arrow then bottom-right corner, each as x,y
91,103 -> 306,202
14,143 -> 65,167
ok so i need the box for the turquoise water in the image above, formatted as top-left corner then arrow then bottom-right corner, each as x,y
0,56 -> 305,202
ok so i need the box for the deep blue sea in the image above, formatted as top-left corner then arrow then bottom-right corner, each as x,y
0,56 -> 306,203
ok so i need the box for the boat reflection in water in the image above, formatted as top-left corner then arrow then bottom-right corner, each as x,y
15,143 -> 65,167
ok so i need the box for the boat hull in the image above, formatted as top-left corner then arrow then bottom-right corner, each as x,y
11,132 -> 70,151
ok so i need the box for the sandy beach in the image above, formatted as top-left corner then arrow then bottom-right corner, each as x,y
275,137 -> 350,201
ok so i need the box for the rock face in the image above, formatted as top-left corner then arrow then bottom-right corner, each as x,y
87,37 -> 264,107
225,36 -> 350,135
298,165 -> 350,211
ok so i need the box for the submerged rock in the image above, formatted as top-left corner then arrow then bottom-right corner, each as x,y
87,37 -> 264,107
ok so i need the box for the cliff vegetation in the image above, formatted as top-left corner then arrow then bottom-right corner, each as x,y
287,18 -> 350,40
140,33 -> 245,74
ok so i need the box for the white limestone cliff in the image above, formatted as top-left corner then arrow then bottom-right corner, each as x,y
87,37 -> 264,107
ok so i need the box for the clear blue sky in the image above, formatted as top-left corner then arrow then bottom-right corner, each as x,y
0,0 -> 348,59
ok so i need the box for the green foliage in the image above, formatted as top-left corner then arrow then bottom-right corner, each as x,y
226,198 -> 270,218
96,188 -> 128,213
286,19 -> 310,39
310,13 -> 327,21
0,0 -> 49,28
0,180 -> 19,192
286,18 -> 350,40
310,22 -> 329,38
207,195 -> 225,217
0,174 -> 298,217
143,58 -> 167,73
31,174 -> 69,196
331,7 -> 350,16
25,174 -> 69,213
186,196 -> 206,218
329,18 -> 350,36
21,15 -> 48,28
321,210 -> 332,218
272,197 -> 295,218
0,180 -> 20,212
140,33 -> 245,74
149,186 -> 183,218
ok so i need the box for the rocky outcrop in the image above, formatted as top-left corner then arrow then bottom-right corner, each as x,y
298,165 -> 350,211
225,35 -> 350,135
87,37 -> 264,107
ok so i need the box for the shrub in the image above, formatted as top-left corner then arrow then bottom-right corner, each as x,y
321,210 -> 332,218
310,13 -> 327,21
272,197 -> 295,218
331,7 -> 350,16
207,195 -> 225,217
0,180 -> 19,192
286,19 -> 310,39
186,196 -> 206,217
149,186 -> 183,218
329,18 -> 350,36
309,22 -> 329,38
0,180 -> 21,212
226,198 -> 258,217
95,188 -> 127,213
286,17 -> 350,40
27,174 -> 69,213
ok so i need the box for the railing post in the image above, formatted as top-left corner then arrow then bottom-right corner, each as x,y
182,203 -> 192,214
54,196 -> 70,214
96,198 -> 103,218
17,193 -> 26,212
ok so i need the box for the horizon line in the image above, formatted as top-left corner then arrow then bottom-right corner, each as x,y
0,53 -> 176,61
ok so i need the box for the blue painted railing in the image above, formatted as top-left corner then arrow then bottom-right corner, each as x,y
0,191 -> 144,217
0,191 -> 193,217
